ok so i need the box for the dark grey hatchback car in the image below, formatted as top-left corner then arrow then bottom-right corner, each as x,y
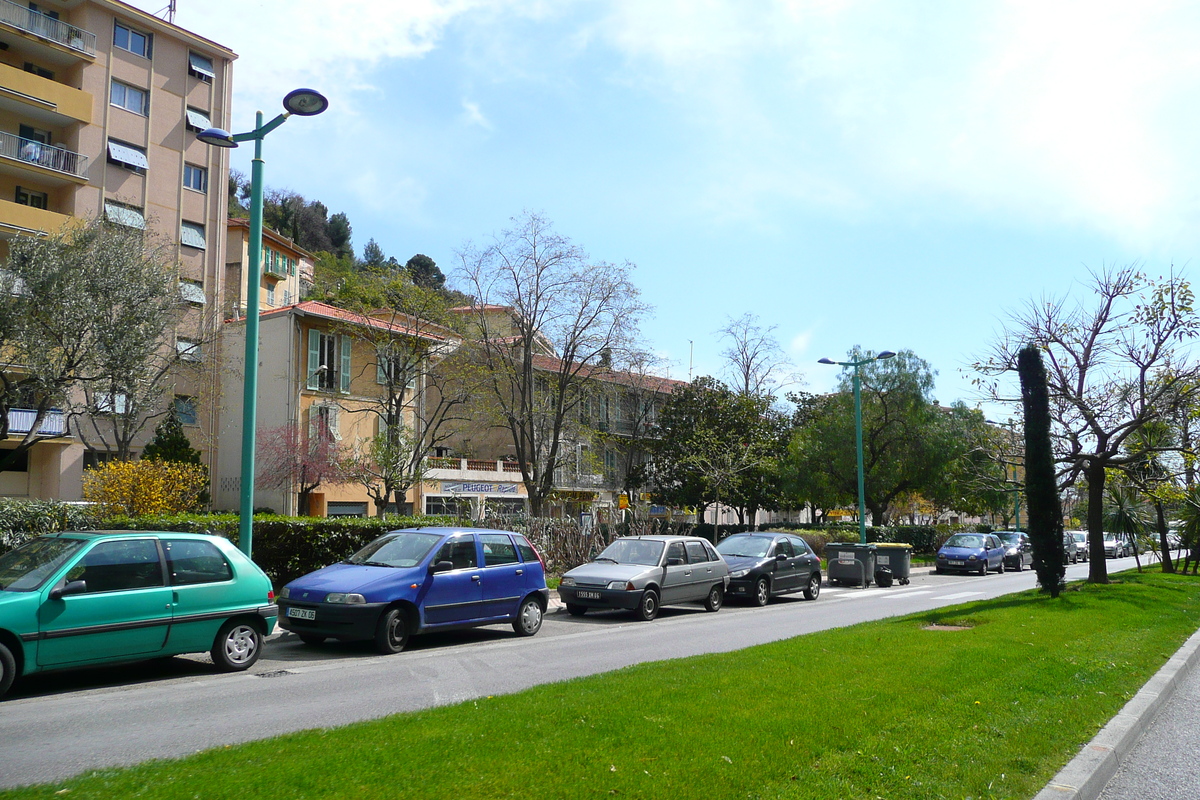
715,532 -> 822,606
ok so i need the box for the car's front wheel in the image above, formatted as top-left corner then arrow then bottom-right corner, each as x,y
298,634 -> 326,646
636,589 -> 659,621
704,584 -> 724,612
211,620 -> 262,671
752,577 -> 770,607
512,597 -> 544,636
803,573 -> 821,601
374,607 -> 408,655
0,642 -> 16,698
977,560 -> 987,576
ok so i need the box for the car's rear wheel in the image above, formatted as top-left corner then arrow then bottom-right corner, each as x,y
636,589 -> 659,621
803,573 -> 821,601
512,597 -> 544,636
704,584 -> 723,612
0,642 -> 16,698
1013,558 -> 1023,572
211,620 -> 262,671
374,607 -> 408,655
566,604 -> 587,617
753,577 -> 770,607
298,634 -> 326,646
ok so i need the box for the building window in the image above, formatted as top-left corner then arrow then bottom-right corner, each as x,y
188,52 -> 215,81
173,395 -> 198,425
307,330 -> 351,392
183,163 -> 207,193
83,450 -> 114,470
176,338 -> 201,362
96,392 -> 129,415
110,80 -> 148,115
266,284 -> 276,306
179,280 -> 205,305
180,221 -> 206,249
113,22 -> 151,58
107,140 -> 148,173
185,107 -> 211,132
308,403 -> 341,440
1,449 -> 29,472
103,200 -> 146,230
15,187 -> 48,209
24,62 -> 54,79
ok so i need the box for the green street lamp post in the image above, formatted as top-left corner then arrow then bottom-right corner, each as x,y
818,351 -> 896,544
197,89 -> 329,556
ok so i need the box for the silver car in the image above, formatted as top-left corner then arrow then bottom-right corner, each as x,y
557,536 -> 730,621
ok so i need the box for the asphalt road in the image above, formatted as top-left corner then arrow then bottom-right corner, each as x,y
0,555 -> 1138,789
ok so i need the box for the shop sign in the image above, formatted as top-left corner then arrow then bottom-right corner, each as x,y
441,481 -> 519,495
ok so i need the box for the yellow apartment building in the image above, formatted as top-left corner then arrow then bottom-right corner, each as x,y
224,217 -> 314,317
0,0 -> 234,500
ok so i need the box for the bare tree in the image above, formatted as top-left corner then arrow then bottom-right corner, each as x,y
456,211 -> 649,516
975,266 -> 1200,583
719,313 -> 794,397
256,422 -> 351,515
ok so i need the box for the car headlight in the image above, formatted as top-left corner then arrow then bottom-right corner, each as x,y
279,587 -> 291,599
1006,548 -> 1018,555
968,555 -> 978,560
730,569 -> 749,578
607,580 -> 634,591
325,592 -> 366,604
560,577 -> 576,587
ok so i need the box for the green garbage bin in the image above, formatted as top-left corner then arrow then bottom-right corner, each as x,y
874,543 -> 913,586
826,543 -> 876,587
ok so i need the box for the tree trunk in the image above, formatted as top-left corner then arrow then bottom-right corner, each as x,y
1085,462 -> 1110,583
298,491 -> 310,516
1156,501 -> 1174,573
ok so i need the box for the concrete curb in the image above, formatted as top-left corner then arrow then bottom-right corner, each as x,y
1032,627 -> 1200,800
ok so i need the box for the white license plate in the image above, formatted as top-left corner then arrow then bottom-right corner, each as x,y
949,560 -> 964,566
287,607 -> 316,620
577,590 -> 601,600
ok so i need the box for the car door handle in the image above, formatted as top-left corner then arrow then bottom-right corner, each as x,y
684,570 -> 692,576
471,575 -> 481,581
515,569 -> 523,575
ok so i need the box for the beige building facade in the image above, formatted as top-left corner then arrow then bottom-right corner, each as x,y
1,0 -> 234,500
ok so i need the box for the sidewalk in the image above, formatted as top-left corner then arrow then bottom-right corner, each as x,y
1033,626 -> 1200,800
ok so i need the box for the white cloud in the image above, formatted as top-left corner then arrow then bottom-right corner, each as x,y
461,100 -> 493,130
789,329 -> 813,355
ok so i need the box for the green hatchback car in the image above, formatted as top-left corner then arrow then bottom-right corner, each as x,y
0,531 -> 277,699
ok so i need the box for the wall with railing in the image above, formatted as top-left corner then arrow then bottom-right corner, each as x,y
0,131 -> 89,178
0,0 -> 97,55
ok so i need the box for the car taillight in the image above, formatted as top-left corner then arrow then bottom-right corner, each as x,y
267,590 -> 275,602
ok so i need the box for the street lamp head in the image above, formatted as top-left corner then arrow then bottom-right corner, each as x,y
283,88 -> 329,117
196,127 -> 237,148
876,351 -> 897,360
817,358 -> 836,365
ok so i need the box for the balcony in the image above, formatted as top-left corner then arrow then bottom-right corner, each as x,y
0,198 -> 70,237
0,62 -> 94,126
6,407 -> 67,437
0,0 -> 96,57
553,466 -> 610,490
424,457 -> 528,481
0,131 -> 89,183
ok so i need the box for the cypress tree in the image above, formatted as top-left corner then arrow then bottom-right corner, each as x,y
141,409 -> 204,467
1018,345 -> 1066,596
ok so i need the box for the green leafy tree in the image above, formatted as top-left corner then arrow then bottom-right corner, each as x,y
1018,344 -> 1066,596
407,254 -> 446,291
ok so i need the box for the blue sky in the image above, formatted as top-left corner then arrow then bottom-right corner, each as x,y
138,0 -> 1200,411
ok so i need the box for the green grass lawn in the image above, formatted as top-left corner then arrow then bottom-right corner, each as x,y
7,571 -> 1200,800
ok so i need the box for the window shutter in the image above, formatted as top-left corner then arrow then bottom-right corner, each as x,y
330,406 -> 342,440
340,337 -> 352,392
376,352 -> 387,385
307,403 -> 320,439
307,329 -> 320,389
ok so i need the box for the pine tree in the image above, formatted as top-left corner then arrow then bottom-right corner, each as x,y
141,409 -> 204,467
1018,345 -> 1066,596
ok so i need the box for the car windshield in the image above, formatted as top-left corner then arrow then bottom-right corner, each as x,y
998,533 -> 1021,545
1072,533 -> 1087,542
945,534 -> 984,549
716,536 -> 772,559
345,532 -> 442,568
0,537 -> 86,592
595,538 -> 665,566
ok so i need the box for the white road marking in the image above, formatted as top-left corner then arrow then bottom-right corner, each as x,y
935,591 -> 986,600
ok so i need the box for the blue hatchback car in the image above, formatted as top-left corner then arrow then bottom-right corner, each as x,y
277,527 -> 549,654
935,533 -> 1006,575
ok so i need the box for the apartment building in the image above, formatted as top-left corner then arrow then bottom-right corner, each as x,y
0,0 -> 233,499
216,301 -> 461,518
224,217 -> 313,316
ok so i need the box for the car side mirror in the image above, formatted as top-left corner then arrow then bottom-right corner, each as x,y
667,557 -> 684,566
430,560 -> 454,573
776,553 -> 788,561
49,579 -> 87,600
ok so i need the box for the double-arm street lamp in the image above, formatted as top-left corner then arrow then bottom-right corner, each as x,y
197,89 -> 329,556
818,351 -> 896,544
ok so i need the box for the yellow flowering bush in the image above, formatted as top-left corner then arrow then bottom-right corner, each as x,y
82,460 -> 208,516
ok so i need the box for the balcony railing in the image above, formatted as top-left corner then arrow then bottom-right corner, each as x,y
6,407 -> 66,436
0,131 -> 89,179
424,457 -> 530,474
0,0 -> 96,56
